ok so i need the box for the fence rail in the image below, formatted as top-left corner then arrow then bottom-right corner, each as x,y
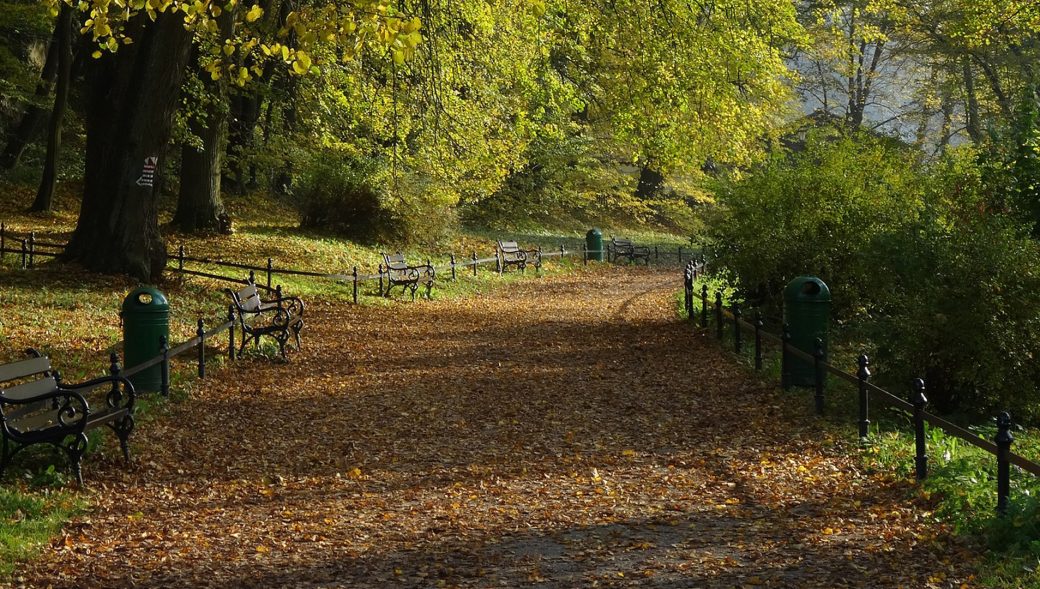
682,260 -> 1034,514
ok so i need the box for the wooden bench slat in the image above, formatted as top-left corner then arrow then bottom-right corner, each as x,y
0,357 -> 51,383
2,377 -> 59,402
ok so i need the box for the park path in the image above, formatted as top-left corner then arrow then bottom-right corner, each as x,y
14,266 -> 979,588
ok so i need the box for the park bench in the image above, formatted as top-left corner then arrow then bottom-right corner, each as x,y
0,349 -> 136,485
226,279 -> 305,358
497,240 -> 541,273
381,252 -> 435,300
610,236 -> 651,265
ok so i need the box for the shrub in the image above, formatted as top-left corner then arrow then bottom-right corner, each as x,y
706,129 -> 923,318
292,151 -> 401,243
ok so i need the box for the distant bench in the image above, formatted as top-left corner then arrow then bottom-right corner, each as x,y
382,252 -> 435,300
0,349 -> 136,485
227,279 -> 305,358
497,240 -> 541,273
610,236 -> 651,265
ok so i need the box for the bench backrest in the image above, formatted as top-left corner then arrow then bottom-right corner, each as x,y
383,252 -> 409,272
498,241 -> 521,253
0,355 -> 56,402
233,282 -> 263,312
612,237 -> 634,248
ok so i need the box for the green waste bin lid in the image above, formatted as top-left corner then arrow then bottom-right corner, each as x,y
122,287 -> 169,312
586,228 -> 602,238
784,276 -> 831,303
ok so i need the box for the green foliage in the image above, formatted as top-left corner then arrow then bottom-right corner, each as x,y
709,131 -> 1040,419
707,129 -> 923,317
293,150 -> 400,244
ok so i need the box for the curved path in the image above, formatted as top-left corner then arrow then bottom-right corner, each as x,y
14,267 -> 979,588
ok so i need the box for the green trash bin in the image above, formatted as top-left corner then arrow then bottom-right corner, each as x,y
782,276 -> 830,388
586,228 -> 604,262
121,287 -> 169,393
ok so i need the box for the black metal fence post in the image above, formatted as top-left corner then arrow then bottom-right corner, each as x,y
813,338 -> 825,415
678,246 -> 683,263
700,285 -> 708,329
781,324 -> 792,390
714,292 -> 723,340
228,304 -> 236,361
266,257 -> 273,290
197,319 -> 206,379
378,264 -> 384,296
683,265 -> 693,318
857,354 -> 871,442
733,302 -> 742,354
352,267 -> 359,304
496,247 -> 502,274
160,335 -> 170,397
20,239 -> 26,269
178,245 -> 185,271
559,244 -> 564,259
754,311 -> 763,370
28,232 -> 34,268
472,252 -> 477,277
582,244 -> 588,265
911,378 -> 928,480
249,269 -> 256,284
450,254 -> 457,281
655,245 -> 659,262
997,411 -> 1013,515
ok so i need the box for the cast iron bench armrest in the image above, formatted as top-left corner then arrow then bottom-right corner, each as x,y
227,279 -> 305,358
0,352 -> 137,485
381,253 -> 435,300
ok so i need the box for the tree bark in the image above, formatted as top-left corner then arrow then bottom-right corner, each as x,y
962,57 -> 982,143
174,1 -> 236,232
0,20 -> 60,169
63,11 -> 194,281
31,4 -> 74,212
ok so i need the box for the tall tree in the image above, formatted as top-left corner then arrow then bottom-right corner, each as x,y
64,10 -> 194,280
31,2 -> 74,212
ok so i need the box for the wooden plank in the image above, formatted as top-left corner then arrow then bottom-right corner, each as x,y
0,357 -> 51,383
2,377 -> 58,401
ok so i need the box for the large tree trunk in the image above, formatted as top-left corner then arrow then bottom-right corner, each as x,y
174,105 -> 228,231
63,11 -> 194,281
174,0 -> 236,233
0,21 -> 60,169
31,4 -> 74,212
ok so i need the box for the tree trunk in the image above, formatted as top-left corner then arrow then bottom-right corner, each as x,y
63,11 -> 194,281
31,4 -> 74,213
962,57 -> 982,143
636,165 -> 664,198
0,21 -> 60,169
174,108 -> 228,231
175,0 -> 236,233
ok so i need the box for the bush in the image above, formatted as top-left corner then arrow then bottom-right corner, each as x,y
706,129 -> 923,318
868,149 -> 1040,418
293,151 -> 401,243
708,133 -> 1040,421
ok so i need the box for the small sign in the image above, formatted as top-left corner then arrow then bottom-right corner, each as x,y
136,156 -> 158,187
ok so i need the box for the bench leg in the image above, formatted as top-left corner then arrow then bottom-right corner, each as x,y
63,433 -> 88,487
425,280 -> 433,300
292,322 -> 303,351
110,414 -> 135,464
